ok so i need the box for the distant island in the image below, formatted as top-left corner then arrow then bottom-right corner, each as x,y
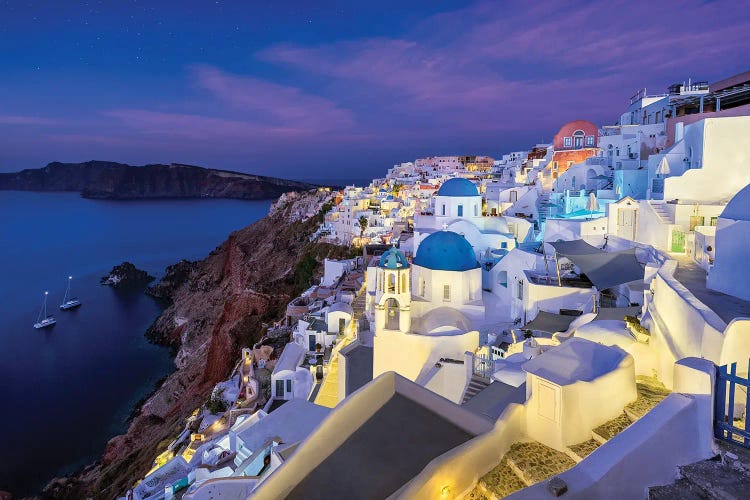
0,160 -> 320,200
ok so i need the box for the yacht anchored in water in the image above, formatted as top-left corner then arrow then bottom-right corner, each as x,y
59,275 -> 82,310
33,291 -> 56,329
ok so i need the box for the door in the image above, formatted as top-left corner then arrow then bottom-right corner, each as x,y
574,136 -> 583,148
617,208 -> 637,240
671,229 -> 685,253
510,190 -> 518,203
309,334 -> 317,352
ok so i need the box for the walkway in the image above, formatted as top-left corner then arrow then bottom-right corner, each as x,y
472,377 -> 670,498
673,256 -> 750,325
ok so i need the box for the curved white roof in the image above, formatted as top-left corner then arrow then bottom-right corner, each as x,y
720,183 -> 750,221
522,338 -> 628,385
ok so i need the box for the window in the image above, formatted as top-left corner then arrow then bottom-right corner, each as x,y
585,135 -> 595,146
457,204 -> 463,217
573,130 -> 584,148
501,242 -> 508,249
474,204 -> 478,216
420,278 -> 426,297
498,271 -> 508,288
441,204 -> 446,216
275,379 -> 284,396
517,280 -> 523,300
563,137 -> 572,148
286,379 -> 292,393
443,284 -> 451,301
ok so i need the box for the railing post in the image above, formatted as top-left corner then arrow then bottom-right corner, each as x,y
715,364 -> 727,440
728,363 -> 737,442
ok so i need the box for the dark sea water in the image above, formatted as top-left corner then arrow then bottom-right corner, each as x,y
0,191 -> 270,496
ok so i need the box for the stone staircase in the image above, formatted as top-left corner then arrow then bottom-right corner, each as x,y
649,200 -> 674,224
462,375 -> 491,404
649,441 -> 750,499
470,378 -> 670,499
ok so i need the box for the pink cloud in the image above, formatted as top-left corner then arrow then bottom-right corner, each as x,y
191,65 -> 354,132
257,0 -> 749,133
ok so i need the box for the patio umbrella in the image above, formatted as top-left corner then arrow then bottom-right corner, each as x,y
656,157 -> 671,177
586,192 -> 599,219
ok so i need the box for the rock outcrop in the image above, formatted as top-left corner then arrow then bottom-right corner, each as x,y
100,262 -> 155,289
43,190 -> 353,499
0,161 -> 319,200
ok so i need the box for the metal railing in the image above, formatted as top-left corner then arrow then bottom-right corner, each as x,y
715,361 -> 750,447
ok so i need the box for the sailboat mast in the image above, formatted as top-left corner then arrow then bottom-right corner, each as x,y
63,276 -> 72,304
43,291 -> 48,319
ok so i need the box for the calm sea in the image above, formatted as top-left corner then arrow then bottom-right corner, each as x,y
0,191 -> 270,496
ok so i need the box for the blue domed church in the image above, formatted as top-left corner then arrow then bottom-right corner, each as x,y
367,231 -> 484,403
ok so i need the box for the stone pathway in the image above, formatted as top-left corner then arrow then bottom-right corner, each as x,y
475,441 -> 574,498
649,441 -> 750,499
567,439 -> 600,462
476,457 -> 527,499
473,377 -> 673,498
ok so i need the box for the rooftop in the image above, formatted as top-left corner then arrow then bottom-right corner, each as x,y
437,177 -> 479,197
523,338 -> 629,386
674,256 -> 750,325
286,394 -> 475,499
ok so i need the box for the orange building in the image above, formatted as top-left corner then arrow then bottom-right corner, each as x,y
550,120 -> 599,179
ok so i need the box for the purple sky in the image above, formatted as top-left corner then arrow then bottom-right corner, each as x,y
1,0 -> 748,180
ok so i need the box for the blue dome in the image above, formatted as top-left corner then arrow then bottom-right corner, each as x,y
413,231 -> 479,271
437,178 -> 479,197
379,246 -> 409,269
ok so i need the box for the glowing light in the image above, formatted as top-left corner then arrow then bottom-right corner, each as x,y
441,485 -> 451,498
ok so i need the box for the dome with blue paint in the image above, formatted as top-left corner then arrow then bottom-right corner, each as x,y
379,246 -> 409,269
413,231 -> 479,271
437,178 -> 479,197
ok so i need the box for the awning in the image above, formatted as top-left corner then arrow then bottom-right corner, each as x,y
549,240 -> 645,290
521,311 -> 578,334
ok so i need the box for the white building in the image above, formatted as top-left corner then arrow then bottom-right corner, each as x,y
707,183 -> 750,300
270,343 -> 312,400
369,243 -> 481,403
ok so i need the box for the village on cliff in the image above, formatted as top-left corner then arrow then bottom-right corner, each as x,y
123,70 -> 750,499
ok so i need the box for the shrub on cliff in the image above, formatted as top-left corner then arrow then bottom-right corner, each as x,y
206,388 -> 228,414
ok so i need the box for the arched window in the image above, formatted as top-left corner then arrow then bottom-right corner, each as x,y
401,273 -> 407,293
441,204 -> 446,216
385,298 -> 400,330
457,204 -> 463,217
387,273 -> 396,293
474,204 -> 478,216
573,130 -> 585,149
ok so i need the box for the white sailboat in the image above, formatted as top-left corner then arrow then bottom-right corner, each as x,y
59,275 -> 82,310
34,291 -> 57,329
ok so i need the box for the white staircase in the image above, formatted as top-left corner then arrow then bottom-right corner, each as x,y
649,201 -> 674,224
536,192 -> 551,228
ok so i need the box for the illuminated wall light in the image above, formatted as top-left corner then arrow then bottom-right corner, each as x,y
441,485 -> 451,498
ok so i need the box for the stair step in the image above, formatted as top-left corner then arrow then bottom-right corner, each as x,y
648,478 -> 710,500
565,439 -> 601,463
592,413 -> 633,444
478,457 -> 526,499
505,441 -> 576,487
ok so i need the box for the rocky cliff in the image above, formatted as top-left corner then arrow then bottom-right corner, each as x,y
0,161 -> 318,200
42,191 -> 353,499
